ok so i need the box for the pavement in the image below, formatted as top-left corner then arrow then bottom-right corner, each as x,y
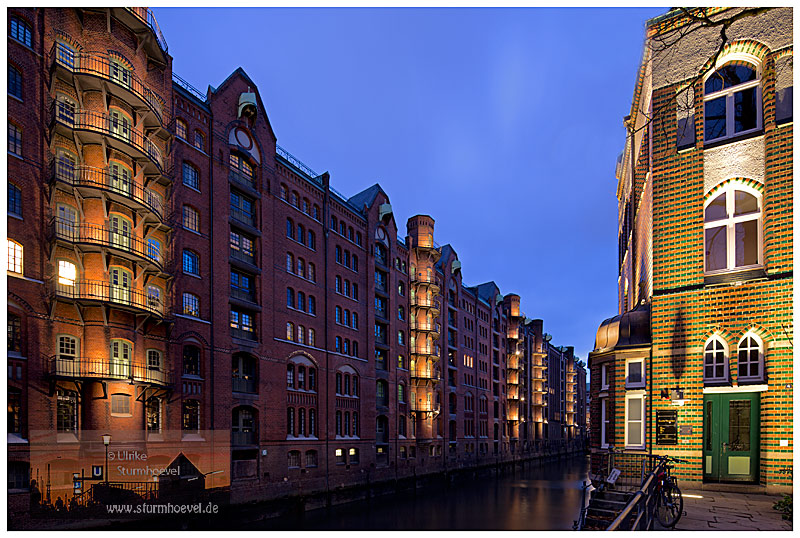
656,488 -> 792,531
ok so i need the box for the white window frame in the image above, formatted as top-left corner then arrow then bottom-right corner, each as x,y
625,357 -> 646,389
703,183 -> 763,275
703,55 -> 762,144
624,392 -> 646,449
7,239 -> 23,274
737,332 -> 764,383
704,335 -> 730,384
600,363 -> 609,391
600,397 -> 610,449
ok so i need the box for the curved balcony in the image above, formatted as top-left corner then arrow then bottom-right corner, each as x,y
49,103 -> 166,176
51,218 -> 166,274
50,161 -> 167,226
48,356 -> 172,387
409,401 -> 440,415
409,346 -> 439,359
411,297 -> 440,315
410,369 -> 440,384
411,273 -> 440,292
50,279 -> 166,318
409,321 -> 441,339
99,7 -> 168,63
50,46 -> 168,128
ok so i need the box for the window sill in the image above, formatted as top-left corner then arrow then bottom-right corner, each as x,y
8,212 -> 23,221
181,434 -> 206,442
704,267 -> 766,286
703,129 -> 763,150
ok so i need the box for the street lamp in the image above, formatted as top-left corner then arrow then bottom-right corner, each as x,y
102,434 -> 111,484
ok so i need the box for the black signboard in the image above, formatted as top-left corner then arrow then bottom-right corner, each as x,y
656,409 -> 678,445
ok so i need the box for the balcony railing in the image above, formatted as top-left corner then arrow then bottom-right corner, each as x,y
49,356 -> 172,386
229,169 -> 257,190
412,273 -> 439,286
410,401 -> 440,414
230,247 -> 257,267
231,286 -> 257,304
51,279 -> 165,317
51,218 -> 166,270
231,430 -> 257,446
51,161 -> 165,220
50,45 -> 168,126
231,327 -> 257,341
232,375 -> 257,394
230,207 -> 256,228
126,7 -> 168,54
50,103 -> 165,172
409,322 -> 441,334
412,298 -> 440,311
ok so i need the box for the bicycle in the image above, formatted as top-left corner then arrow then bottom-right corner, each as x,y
653,455 -> 688,528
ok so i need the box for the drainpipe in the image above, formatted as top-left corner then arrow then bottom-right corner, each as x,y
321,172 -> 331,502
208,112 -> 215,431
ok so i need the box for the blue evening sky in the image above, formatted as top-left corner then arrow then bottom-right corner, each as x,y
155,7 -> 666,362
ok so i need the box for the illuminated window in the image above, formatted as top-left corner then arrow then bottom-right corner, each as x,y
175,119 -> 187,140
704,184 -> 761,273
10,17 -> 32,47
7,240 -> 22,273
183,250 -> 199,275
704,61 -> 761,143
704,335 -> 729,383
183,293 -> 200,317
183,205 -> 199,232
58,260 -> 76,286
182,162 -> 199,190
194,130 -> 205,151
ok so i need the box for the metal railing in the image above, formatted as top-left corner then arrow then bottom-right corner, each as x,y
409,321 -> 441,333
276,144 -> 319,179
50,103 -> 165,172
50,161 -> 165,220
230,286 -> 257,304
49,356 -> 172,386
607,457 -> 667,531
410,401 -> 441,414
412,298 -> 441,310
232,430 -> 257,446
127,7 -> 168,54
231,327 -> 257,341
229,169 -> 257,190
230,206 -> 256,227
230,247 -> 257,266
232,375 -> 257,394
172,72 -> 206,102
51,218 -> 166,270
412,273 -> 439,286
50,45 -> 168,125
51,279 -> 166,317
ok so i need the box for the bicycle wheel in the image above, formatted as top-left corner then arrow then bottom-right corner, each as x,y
655,482 -> 683,528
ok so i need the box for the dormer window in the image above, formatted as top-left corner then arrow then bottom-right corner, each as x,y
704,61 -> 761,143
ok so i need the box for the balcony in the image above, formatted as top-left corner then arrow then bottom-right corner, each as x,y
411,273 -> 440,292
411,238 -> 441,261
231,430 -> 257,447
48,356 -> 172,387
49,46 -> 168,128
230,207 -> 257,229
409,346 -> 438,358
231,327 -> 257,342
51,218 -> 166,273
109,7 -> 168,63
409,321 -> 440,339
49,103 -> 166,176
50,279 -> 166,318
229,169 -> 258,192
410,401 -> 440,415
410,369 -> 440,384
232,375 -> 257,394
50,161 -> 167,225
230,246 -> 258,270
231,286 -> 258,305
412,297 -> 440,314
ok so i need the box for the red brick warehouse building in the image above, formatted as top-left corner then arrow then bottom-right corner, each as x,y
588,7 -> 792,492
7,7 -> 587,510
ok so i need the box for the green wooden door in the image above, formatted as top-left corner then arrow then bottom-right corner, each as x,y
703,393 -> 760,483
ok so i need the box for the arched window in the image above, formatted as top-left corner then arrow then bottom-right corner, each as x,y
704,183 -> 761,273
232,406 -> 256,445
10,17 -> 32,47
297,291 -> 305,311
308,296 -> 316,315
290,191 -> 299,207
287,252 -> 294,273
297,325 -> 305,344
313,205 -> 320,220
297,224 -> 304,244
302,198 -> 309,214
336,372 -> 343,394
738,333 -> 764,383
704,60 -> 761,143
175,118 -> 188,140
280,183 -> 288,200
286,322 -> 295,341
9,64 -> 22,100
704,335 -> 729,384
308,230 -> 315,250
287,364 -> 295,388
287,287 -> 295,308
308,263 -> 316,282
286,218 -> 294,239
376,380 -> 388,407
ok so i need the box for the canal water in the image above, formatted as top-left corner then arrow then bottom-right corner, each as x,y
255,454 -> 589,531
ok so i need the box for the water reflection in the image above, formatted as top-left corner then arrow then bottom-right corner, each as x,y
260,455 -> 589,531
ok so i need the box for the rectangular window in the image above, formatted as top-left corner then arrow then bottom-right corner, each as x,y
175,120 -> 187,140
182,162 -> 199,190
230,191 -> 255,226
183,293 -> 199,317
624,394 -> 645,449
625,358 -> 645,389
194,131 -> 205,151
183,205 -> 199,232
9,123 -> 22,156
57,389 -> 78,432
183,250 -> 199,275
7,240 -> 23,274
111,394 -> 131,415
8,184 -> 22,217
10,17 -> 32,47
9,65 -> 22,99
601,363 -> 609,390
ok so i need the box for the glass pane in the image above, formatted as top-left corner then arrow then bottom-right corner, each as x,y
705,96 -> 727,140
705,72 -> 724,94
628,362 -> 642,383
628,397 -> 642,421
720,64 -> 756,88
735,220 -> 758,267
734,190 -> 758,216
705,193 -> 727,222
627,422 -> 642,445
734,87 -> 757,132
705,401 -> 713,450
728,400 -> 750,451
715,364 -> 724,378
705,226 -> 728,271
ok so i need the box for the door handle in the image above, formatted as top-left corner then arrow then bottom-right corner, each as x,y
722,442 -> 728,453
